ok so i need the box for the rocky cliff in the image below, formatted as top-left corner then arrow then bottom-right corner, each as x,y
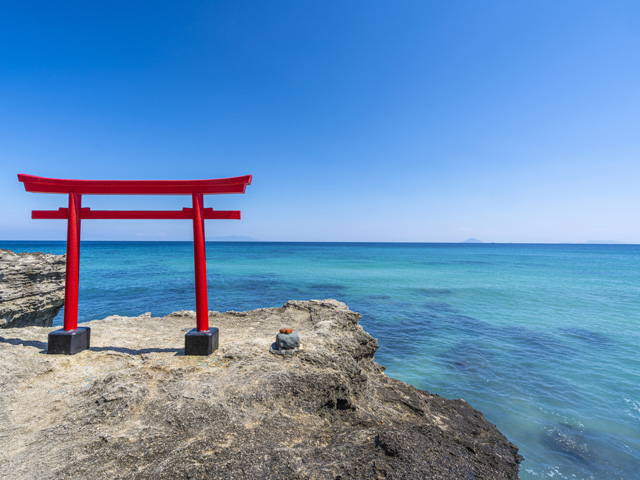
0,249 -> 66,328
0,300 -> 522,479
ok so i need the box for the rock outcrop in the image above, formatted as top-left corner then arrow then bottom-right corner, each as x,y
0,249 -> 65,328
0,300 -> 522,479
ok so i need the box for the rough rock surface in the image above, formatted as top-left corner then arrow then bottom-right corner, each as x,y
0,300 -> 522,479
0,249 -> 66,328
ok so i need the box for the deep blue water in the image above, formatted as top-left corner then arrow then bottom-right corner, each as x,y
2,241 -> 639,479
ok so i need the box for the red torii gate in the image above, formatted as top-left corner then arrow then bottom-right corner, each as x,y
18,173 -> 252,356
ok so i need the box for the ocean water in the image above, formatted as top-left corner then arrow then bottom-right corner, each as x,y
2,241 -> 639,479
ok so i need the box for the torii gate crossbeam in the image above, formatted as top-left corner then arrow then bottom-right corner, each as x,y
18,174 -> 252,356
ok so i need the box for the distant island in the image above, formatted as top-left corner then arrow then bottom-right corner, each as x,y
457,239 -> 628,245
206,235 -> 257,242
585,240 -> 625,245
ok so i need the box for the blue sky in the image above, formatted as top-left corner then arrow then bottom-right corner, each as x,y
1,1 -> 639,243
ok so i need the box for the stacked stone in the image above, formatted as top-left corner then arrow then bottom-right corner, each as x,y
270,327 -> 301,355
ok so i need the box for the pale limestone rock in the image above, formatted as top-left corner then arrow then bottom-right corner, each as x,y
0,249 -> 65,328
0,300 -> 522,479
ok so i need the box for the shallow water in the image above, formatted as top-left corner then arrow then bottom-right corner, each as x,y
3,241 -> 639,479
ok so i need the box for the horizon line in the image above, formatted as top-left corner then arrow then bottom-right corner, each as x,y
1,240 -> 638,246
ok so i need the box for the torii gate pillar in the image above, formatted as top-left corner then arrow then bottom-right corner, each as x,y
185,192 -> 219,356
48,192 -> 91,354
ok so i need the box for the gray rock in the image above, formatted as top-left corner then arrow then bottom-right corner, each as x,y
0,299 -> 522,479
0,249 -> 66,328
276,331 -> 300,350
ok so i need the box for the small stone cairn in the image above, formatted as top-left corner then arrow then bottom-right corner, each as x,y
270,327 -> 302,355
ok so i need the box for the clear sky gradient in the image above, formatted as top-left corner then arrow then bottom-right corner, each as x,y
1,1 -> 639,243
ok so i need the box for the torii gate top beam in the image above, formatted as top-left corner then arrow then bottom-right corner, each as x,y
17,174 -> 252,195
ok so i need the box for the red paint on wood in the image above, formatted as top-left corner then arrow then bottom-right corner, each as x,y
63,193 -> 81,331
192,193 -> 209,331
18,174 -> 252,195
32,208 -> 241,220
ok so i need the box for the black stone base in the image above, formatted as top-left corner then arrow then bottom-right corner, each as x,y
185,327 -> 219,356
48,327 -> 91,355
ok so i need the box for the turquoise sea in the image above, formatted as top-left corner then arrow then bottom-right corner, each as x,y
2,241 -> 639,479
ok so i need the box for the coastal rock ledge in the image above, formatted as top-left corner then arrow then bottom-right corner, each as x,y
0,300 -> 522,479
0,248 -> 66,328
